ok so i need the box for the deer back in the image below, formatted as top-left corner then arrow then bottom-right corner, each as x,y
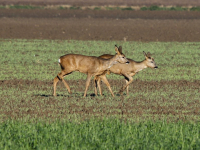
59,54 -> 103,74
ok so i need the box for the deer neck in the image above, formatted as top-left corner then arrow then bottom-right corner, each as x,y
135,60 -> 147,73
102,55 -> 119,70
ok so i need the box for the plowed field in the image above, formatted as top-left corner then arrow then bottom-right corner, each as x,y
0,9 -> 200,42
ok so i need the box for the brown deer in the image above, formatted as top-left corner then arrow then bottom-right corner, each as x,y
53,45 -> 129,97
94,51 -> 158,95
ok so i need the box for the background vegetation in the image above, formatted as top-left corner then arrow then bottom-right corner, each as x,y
1,39 -> 199,81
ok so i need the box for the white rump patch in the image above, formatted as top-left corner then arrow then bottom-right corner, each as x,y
58,59 -> 61,63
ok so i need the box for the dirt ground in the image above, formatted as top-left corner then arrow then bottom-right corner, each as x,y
0,9 -> 200,42
0,79 -> 199,121
1,0 -> 200,6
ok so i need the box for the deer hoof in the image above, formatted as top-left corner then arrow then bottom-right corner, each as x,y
119,89 -> 123,95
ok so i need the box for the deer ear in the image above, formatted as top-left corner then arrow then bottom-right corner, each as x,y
143,51 -> 147,57
143,51 -> 151,59
115,45 -> 120,54
147,52 -> 151,57
146,52 -> 152,59
118,46 -> 122,54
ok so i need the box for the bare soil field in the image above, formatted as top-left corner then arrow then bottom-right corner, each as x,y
0,9 -> 200,42
1,79 -> 199,121
1,0 -> 200,6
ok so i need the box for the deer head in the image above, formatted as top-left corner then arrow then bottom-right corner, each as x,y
143,51 -> 158,69
115,45 -> 129,64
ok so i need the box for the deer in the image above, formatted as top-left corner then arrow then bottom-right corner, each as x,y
94,51 -> 158,95
53,45 -> 129,97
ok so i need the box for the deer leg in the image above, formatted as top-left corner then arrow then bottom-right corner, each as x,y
53,75 -> 60,96
97,77 -> 102,96
84,74 -> 92,97
119,74 -> 133,94
124,73 -> 135,95
53,72 -> 71,96
100,75 -> 114,97
125,79 -> 129,95
62,78 -> 71,94
94,78 -> 98,96
94,75 -> 102,96
94,76 -> 98,96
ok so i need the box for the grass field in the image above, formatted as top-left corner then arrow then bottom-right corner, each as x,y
0,39 -> 200,149
1,39 -> 199,81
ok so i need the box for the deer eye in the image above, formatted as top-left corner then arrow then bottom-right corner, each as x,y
151,61 -> 154,63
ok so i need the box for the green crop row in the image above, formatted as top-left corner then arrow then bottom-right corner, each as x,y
0,119 -> 200,150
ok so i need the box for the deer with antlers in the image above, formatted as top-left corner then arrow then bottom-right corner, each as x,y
94,51 -> 158,95
53,45 -> 129,97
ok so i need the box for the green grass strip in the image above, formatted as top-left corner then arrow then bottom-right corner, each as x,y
0,119 -> 199,149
